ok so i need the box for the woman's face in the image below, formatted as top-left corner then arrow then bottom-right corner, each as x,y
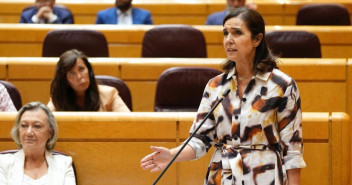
66,58 -> 90,95
223,16 -> 261,63
19,109 -> 52,151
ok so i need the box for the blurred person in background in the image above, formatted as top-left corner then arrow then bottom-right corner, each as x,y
206,0 -> 257,25
20,0 -> 73,24
95,0 -> 153,25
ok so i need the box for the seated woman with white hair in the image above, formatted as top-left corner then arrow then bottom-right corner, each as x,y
0,102 -> 76,184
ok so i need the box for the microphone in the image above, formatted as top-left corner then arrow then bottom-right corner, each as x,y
152,89 -> 231,185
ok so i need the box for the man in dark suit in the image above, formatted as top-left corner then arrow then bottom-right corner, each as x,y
19,0 -> 73,24
206,0 -> 257,25
95,0 -> 153,25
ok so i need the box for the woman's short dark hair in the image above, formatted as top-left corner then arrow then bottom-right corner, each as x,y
11,101 -> 58,151
50,49 -> 101,111
221,8 -> 277,73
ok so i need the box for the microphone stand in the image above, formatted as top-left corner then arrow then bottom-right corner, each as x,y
152,89 -> 231,185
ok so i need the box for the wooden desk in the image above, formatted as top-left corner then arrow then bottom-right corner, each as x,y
0,112 -> 349,185
0,57 -> 348,116
0,0 -> 351,25
0,60 -> 6,79
0,24 -> 352,58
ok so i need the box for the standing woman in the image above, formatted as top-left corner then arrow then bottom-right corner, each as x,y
141,8 -> 306,185
0,102 -> 76,184
48,49 -> 130,112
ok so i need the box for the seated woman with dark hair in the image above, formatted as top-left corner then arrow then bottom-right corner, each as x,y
0,102 -> 76,184
48,49 -> 130,112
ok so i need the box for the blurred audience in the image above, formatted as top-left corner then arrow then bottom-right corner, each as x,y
95,0 -> 153,25
19,0 -> 73,24
206,0 -> 257,25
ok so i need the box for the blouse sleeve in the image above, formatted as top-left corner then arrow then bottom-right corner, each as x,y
47,98 -> 57,111
0,85 -> 16,112
111,88 -> 130,112
187,81 -> 217,159
277,79 -> 306,170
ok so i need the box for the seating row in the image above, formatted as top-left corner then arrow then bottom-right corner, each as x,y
0,111 -> 349,185
0,0 -> 351,25
0,24 -> 351,58
0,57 -> 350,116
16,26 -> 324,59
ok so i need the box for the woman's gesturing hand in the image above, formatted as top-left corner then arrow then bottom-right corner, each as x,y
140,146 -> 172,173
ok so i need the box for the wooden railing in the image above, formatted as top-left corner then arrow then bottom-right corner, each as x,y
0,57 -> 349,116
0,112 -> 349,185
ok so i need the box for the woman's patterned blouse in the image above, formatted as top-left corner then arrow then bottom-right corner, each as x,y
187,67 -> 306,185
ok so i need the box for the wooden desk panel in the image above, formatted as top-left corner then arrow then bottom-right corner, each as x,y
298,82 -> 346,112
278,58 -> 346,81
0,61 -> 6,80
0,112 -> 349,185
2,57 -> 348,113
125,81 -> 156,112
6,57 -> 120,80
0,141 -> 179,185
56,142 -> 177,185
9,80 -> 51,106
1,24 -> 352,58
0,112 -> 179,185
347,59 -> 352,128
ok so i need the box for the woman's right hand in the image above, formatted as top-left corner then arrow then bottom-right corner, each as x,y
140,146 -> 172,173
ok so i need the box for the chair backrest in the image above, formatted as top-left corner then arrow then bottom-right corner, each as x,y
95,75 -> 132,111
0,81 -> 22,111
296,3 -> 351,25
0,149 -> 77,184
42,29 -> 109,57
265,31 -> 322,58
142,25 -> 207,58
154,67 -> 222,112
